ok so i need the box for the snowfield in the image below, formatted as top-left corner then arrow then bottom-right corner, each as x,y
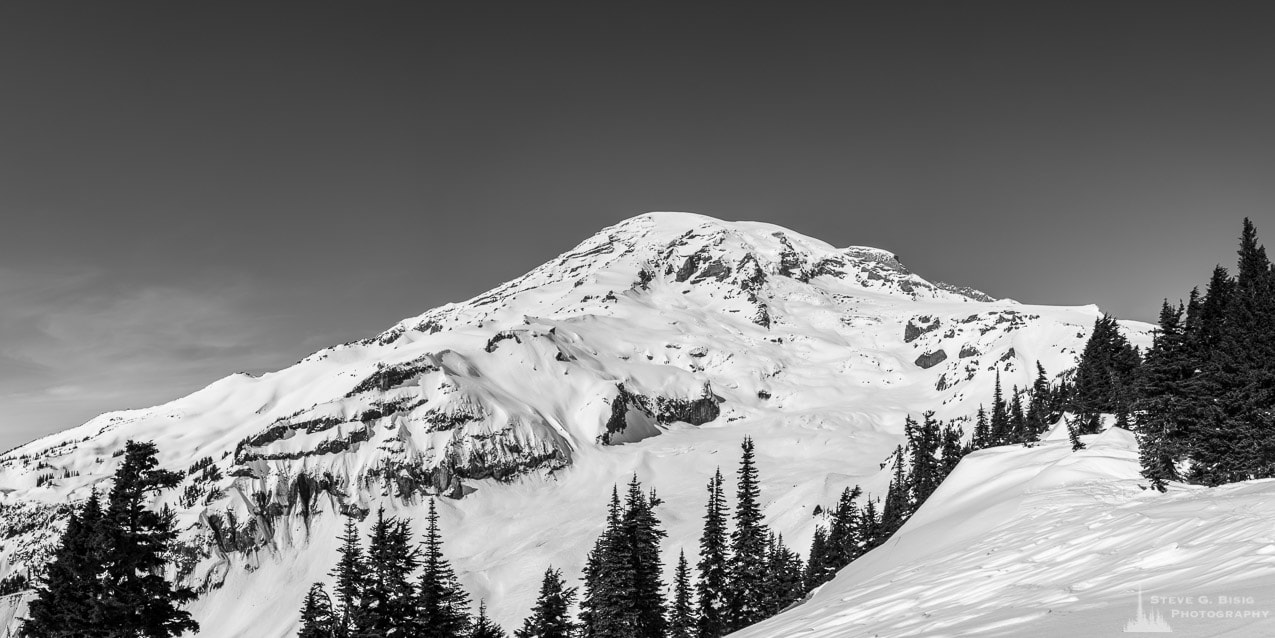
734,426 -> 1275,638
0,212 -> 1195,636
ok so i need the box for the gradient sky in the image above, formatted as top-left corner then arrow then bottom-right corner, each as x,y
3,2 -> 1275,450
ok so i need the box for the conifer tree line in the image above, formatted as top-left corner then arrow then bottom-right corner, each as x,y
1133,219 -> 1275,488
951,219 -> 1275,490
21,440 -> 199,638
301,498 -> 494,638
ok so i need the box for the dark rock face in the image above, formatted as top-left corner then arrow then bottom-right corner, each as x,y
904,316 -> 940,343
915,350 -> 948,369
601,383 -> 723,444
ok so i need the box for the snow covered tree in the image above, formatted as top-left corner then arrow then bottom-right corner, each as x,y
515,568 -> 576,638
417,499 -> 471,638
470,601 -> 507,638
695,469 -> 729,638
298,583 -> 337,638
668,550 -> 696,638
21,490 -> 106,638
725,437 -> 769,632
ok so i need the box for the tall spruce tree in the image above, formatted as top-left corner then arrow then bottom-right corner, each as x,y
668,551 -> 696,638
695,470 -> 729,638
21,490 -> 106,638
1134,300 -> 1190,490
351,509 -> 418,636
725,437 -> 768,632
95,440 -> 198,637
623,477 -> 668,638
417,499 -> 472,638
330,516 -> 365,636
989,374 -> 1009,445
515,568 -> 576,638
298,583 -> 337,638
580,486 -> 634,638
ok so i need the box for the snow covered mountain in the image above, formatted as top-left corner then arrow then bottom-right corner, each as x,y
0,212 -> 1153,635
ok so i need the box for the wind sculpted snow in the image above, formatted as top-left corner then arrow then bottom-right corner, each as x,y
732,426 -> 1275,637
0,212 -> 1152,635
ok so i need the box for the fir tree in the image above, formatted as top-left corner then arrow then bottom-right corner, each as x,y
1026,362 -> 1053,435
939,423 -> 964,476
668,551 -> 696,638
1008,390 -> 1027,444
694,469 -> 729,638
972,405 -> 989,450
515,568 -> 576,638
298,583 -> 337,638
1068,420 -> 1085,451
725,437 -> 769,632
804,525 -> 833,590
95,440 -> 198,637
580,486 -> 633,638
623,477 -> 667,638
989,374 -> 1009,445
417,499 -> 472,638
760,533 -> 804,616
879,446 -> 910,536
21,490 -> 106,638
330,516 -> 365,636
352,509 -> 419,636
471,601 -> 507,638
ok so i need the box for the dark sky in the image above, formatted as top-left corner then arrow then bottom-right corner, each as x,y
3,2 -> 1275,449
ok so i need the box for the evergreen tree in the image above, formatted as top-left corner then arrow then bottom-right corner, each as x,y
1071,315 -> 1141,432
856,499 -> 883,552
879,446 -> 910,536
417,499 -> 472,638
939,423 -> 964,476
1135,301 -> 1191,490
470,601 -> 507,638
579,486 -> 630,638
622,477 -> 667,638
330,516 -> 365,636
21,490 -> 106,638
95,440 -> 198,637
694,469 -> 729,638
515,568 -> 576,638
1008,390 -> 1027,444
989,374 -> 1009,445
972,405 -> 989,450
1027,362 -> 1053,435
906,413 -> 941,503
825,486 -> 861,570
804,526 -> 833,590
725,437 -> 768,632
298,583 -> 337,638
1068,420 -> 1085,451
352,509 -> 418,636
668,551 -> 696,638
760,534 -> 804,616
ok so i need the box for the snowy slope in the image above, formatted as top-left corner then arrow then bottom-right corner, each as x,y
733,425 -> 1275,638
0,212 -> 1152,635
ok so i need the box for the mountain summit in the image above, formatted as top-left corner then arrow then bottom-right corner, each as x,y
0,213 -> 1147,635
